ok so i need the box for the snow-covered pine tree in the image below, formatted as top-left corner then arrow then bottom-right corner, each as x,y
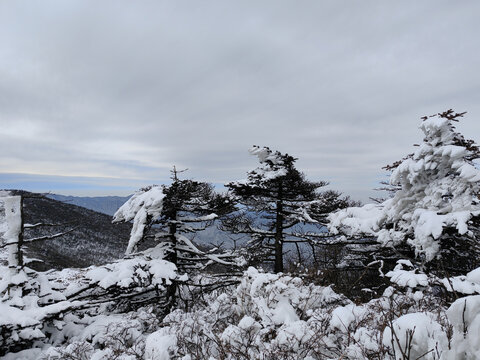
113,168 -> 241,307
329,110 -> 480,275
224,146 -> 350,273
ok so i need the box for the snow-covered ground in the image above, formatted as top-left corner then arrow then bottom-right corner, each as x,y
2,263 -> 480,359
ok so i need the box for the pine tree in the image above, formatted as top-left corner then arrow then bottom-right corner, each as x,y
329,110 -> 480,275
114,168 -> 238,270
113,168 -> 241,307
224,146 -> 350,273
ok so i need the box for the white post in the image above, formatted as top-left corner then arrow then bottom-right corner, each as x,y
1,195 -> 23,269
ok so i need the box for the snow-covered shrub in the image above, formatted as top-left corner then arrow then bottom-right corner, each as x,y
0,265 -> 80,356
8,265 -> 480,359
442,295 -> 480,359
66,248 -> 178,314
43,310 -> 161,360
162,268 -> 386,358
149,267 -> 462,359
160,267 -> 348,359
383,312 -> 447,360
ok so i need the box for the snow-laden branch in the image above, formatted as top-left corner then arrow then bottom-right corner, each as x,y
178,213 -> 218,223
24,222 -> 67,229
24,228 -> 76,245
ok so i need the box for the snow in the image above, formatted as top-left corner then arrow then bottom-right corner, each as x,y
0,303 -> 39,327
3,264 -> 480,359
1,195 -> 22,267
272,298 -> 300,325
229,146 -> 290,188
179,213 -> 218,222
328,203 -> 383,237
444,295 -> 480,359
459,163 -> 480,182
0,348 -> 43,360
386,260 -> 429,288
249,145 -> 286,166
113,185 -> 165,254
330,304 -> 366,331
145,329 -> 176,360
85,256 -> 177,289
467,267 -> 480,284
329,114 -> 480,261
440,276 -> 480,295
113,186 -> 164,224
383,312 -> 447,360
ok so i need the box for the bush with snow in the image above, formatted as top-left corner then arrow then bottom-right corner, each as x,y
156,267 -> 456,359
383,312 -> 447,360
0,266 -> 82,356
3,263 -> 480,359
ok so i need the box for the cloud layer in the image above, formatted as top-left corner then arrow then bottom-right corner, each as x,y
1,1 -> 479,200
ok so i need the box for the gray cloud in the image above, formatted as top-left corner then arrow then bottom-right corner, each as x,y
1,1 -> 480,201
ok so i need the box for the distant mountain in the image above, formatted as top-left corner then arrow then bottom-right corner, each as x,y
47,194 -> 131,216
1,191 -> 137,270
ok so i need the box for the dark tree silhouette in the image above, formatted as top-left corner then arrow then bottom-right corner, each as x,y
223,146 -> 352,273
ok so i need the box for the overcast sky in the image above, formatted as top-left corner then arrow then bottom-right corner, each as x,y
1,1 -> 479,201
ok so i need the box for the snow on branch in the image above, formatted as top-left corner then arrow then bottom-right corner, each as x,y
113,186 -> 165,254
24,222 -> 68,229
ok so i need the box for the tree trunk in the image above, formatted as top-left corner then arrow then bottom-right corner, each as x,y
166,218 -> 178,311
168,222 -> 178,265
17,196 -> 24,268
274,190 -> 284,273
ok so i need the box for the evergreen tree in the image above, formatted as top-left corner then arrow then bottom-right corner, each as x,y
113,168 -> 240,307
224,146 -> 351,273
329,110 -> 480,275
114,168 -> 237,270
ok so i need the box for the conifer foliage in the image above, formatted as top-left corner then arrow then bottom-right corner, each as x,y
113,168 -> 242,309
113,168 -> 239,273
329,110 -> 480,274
224,146 -> 349,273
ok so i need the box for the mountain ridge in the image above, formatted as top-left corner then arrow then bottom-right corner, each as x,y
47,194 -> 131,216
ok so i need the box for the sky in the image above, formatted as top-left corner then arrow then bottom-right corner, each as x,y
1,1 -> 480,201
